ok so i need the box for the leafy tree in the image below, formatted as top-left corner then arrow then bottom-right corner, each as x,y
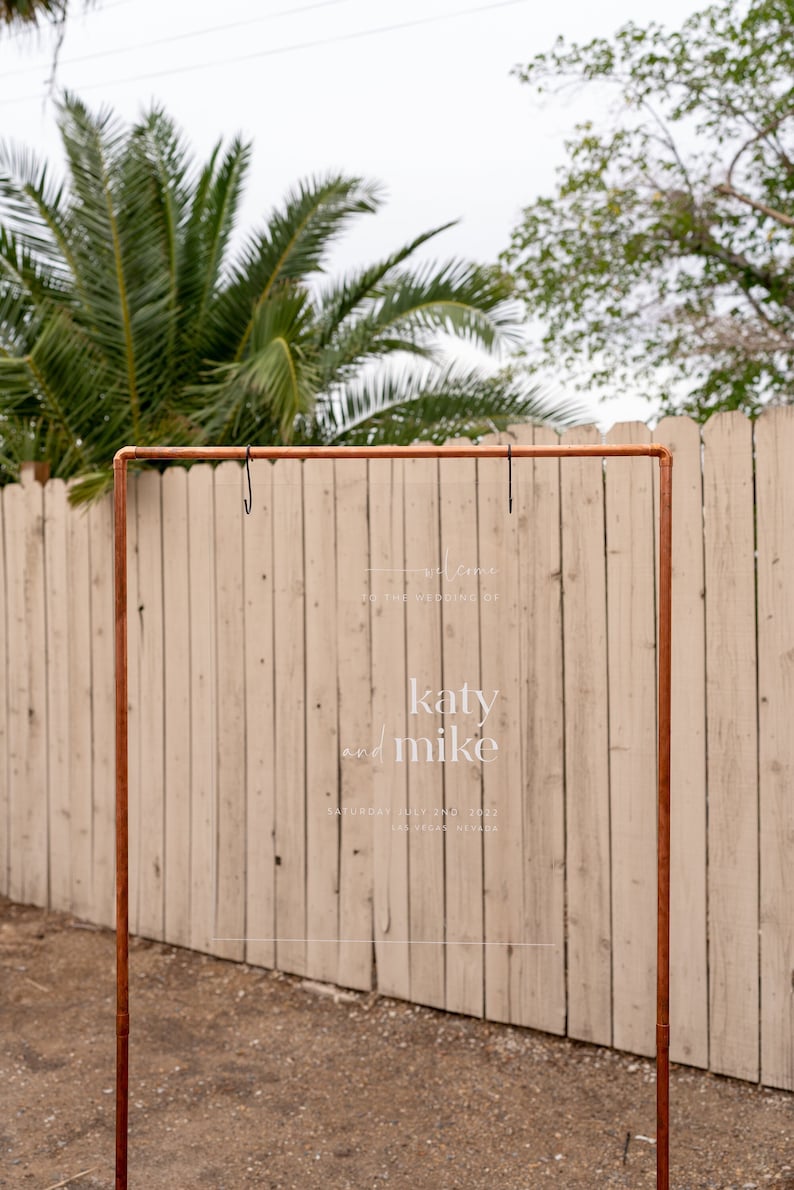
0,96 -> 576,500
503,0 -> 794,418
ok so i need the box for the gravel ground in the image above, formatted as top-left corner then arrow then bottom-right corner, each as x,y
1,897 -> 792,1189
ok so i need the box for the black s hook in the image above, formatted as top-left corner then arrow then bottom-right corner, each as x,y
507,444 -> 513,515
243,445 -> 253,515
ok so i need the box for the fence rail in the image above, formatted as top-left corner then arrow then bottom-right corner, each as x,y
1,410 -> 792,1091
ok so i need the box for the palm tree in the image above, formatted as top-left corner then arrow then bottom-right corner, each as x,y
0,0 -> 67,30
0,95 -> 579,500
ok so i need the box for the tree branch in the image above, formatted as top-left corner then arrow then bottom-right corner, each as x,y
714,181 -> 794,229
724,112 -> 794,184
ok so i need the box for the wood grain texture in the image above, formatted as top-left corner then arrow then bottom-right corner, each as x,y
755,406 -> 794,1091
162,467 -> 192,949
478,448 -> 524,1025
703,411 -> 759,1082
187,464 -> 216,955
212,464 -> 247,962
605,423 -> 657,1057
89,493 -> 116,928
43,480 -> 71,912
2,419 -> 793,1086
368,459 -> 410,1001
438,453 -> 484,1019
134,471 -> 165,941
304,459 -> 340,982
653,416 -> 708,1070
516,425 -> 566,1035
272,462 -> 307,976
243,459 -> 276,970
5,479 -> 48,907
66,498 -> 94,920
0,489 -> 8,897
403,456 -> 445,1009
560,425 -> 612,1046
335,459 -> 374,990
126,478 -> 141,935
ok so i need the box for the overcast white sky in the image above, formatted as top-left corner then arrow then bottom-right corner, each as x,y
0,0 -> 707,425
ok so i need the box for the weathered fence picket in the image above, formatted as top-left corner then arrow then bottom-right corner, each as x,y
517,425 -> 566,1037
755,407 -> 794,1092
605,422 -> 657,1058
369,458 -> 411,1003
560,424 -> 612,1047
653,415 -> 709,1071
703,412 -> 759,1083
162,465 -> 192,951
1,412 -> 792,1091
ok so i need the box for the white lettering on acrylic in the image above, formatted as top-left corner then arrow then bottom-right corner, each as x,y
341,678 -> 500,766
368,548 -> 498,584
408,677 -> 498,728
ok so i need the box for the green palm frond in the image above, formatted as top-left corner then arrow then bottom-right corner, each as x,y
312,222 -> 458,349
128,109 -> 191,377
0,0 -> 67,29
312,253 -> 521,390
0,142 -> 73,281
64,467 -> 115,503
0,225 -> 68,310
0,414 -> 56,484
210,174 -> 382,360
191,284 -> 318,442
0,228 -> 67,359
315,319 -> 436,390
0,281 -> 40,354
303,366 -> 586,447
0,307 -> 111,467
370,260 -> 521,351
181,138 -> 250,355
58,94 -> 185,408
0,94 -> 577,500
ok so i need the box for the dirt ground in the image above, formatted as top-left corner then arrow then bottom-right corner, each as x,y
1,898 -> 792,1190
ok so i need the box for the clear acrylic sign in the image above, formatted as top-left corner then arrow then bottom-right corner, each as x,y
209,453 -> 565,1029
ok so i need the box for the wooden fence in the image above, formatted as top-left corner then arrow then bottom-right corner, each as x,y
0,411 -> 792,1091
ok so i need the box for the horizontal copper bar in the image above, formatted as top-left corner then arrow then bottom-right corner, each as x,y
115,443 -> 673,464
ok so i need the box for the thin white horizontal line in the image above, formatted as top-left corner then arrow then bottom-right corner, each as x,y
212,937 -> 556,947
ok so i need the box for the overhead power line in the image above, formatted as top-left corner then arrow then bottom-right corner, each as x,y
2,0 -> 356,77
0,0 -> 531,107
